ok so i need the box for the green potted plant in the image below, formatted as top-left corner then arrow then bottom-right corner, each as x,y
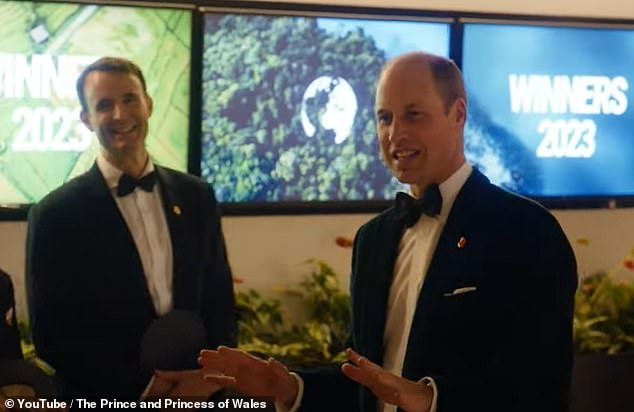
235,258 -> 351,369
17,321 -> 55,376
571,243 -> 634,412
574,272 -> 634,354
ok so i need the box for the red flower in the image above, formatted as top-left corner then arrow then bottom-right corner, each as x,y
335,236 -> 353,248
624,258 -> 634,271
233,276 -> 245,284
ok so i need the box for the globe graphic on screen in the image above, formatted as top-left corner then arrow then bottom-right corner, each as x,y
300,76 -> 358,144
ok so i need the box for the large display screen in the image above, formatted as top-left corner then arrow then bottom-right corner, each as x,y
0,1 -> 191,205
462,22 -> 634,198
201,10 -> 450,203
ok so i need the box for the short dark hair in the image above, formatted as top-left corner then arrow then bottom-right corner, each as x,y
380,52 -> 466,114
76,56 -> 148,112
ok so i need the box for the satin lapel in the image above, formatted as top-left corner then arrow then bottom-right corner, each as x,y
402,169 -> 490,379
154,167 -> 189,309
358,208 -> 406,365
417,179 -> 478,300
354,208 -> 406,412
428,169 -> 489,287
84,163 -> 156,313
85,163 -> 138,254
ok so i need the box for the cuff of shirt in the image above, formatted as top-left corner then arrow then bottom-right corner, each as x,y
139,376 -> 155,399
274,372 -> 304,412
420,376 -> 438,412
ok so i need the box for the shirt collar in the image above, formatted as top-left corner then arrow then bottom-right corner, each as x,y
437,162 -> 472,219
96,151 -> 155,190
408,162 -> 472,221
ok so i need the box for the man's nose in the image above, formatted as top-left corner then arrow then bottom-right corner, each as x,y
112,104 -> 124,119
388,119 -> 407,143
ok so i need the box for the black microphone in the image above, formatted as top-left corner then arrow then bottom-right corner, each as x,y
140,309 -> 207,372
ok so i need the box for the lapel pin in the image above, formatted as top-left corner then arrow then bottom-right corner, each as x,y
172,205 -> 181,216
457,236 -> 467,248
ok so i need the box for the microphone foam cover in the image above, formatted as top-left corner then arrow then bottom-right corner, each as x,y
140,309 -> 207,372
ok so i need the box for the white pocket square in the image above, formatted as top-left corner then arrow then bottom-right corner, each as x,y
443,286 -> 477,297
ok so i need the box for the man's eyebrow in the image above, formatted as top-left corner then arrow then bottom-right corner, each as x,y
376,103 -> 420,114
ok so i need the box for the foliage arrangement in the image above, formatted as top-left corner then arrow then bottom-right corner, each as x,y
18,321 -> 55,375
236,238 -> 634,361
235,259 -> 351,369
573,244 -> 634,354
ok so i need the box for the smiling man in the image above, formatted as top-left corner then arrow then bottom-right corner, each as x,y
26,57 -> 236,400
199,52 -> 578,412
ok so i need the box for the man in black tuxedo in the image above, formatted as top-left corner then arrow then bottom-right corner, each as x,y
198,52 -> 578,412
26,57 -> 236,399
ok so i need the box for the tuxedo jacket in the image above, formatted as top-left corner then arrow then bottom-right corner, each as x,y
26,163 -> 236,399
302,169 -> 577,412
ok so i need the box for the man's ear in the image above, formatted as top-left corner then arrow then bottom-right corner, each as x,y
451,97 -> 467,128
79,110 -> 94,131
146,95 -> 153,117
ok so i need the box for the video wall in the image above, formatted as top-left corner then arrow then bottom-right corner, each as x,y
1,0 -> 633,215
0,0 -> 191,205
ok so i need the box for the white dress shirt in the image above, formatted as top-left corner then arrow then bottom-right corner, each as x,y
380,162 -> 472,412
96,152 -> 174,315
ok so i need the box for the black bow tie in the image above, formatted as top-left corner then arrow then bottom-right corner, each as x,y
116,171 -> 157,197
395,184 -> 443,227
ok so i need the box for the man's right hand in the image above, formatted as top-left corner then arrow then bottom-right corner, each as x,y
198,346 -> 298,408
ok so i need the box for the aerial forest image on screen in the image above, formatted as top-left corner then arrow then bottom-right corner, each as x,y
0,1 -> 191,204
201,13 -> 450,203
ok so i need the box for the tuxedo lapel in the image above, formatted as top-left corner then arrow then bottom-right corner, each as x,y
402,170 -> 490,379
352,209 -> 407,412
354,210 -> 406,365
84,164 -> 139,261
83,164 -> 156,314
154,167 -> 193,311
421,169 -> 490,294
414,178 -> 479,304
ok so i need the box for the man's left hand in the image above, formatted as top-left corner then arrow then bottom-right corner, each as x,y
341,348 -> 433,412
